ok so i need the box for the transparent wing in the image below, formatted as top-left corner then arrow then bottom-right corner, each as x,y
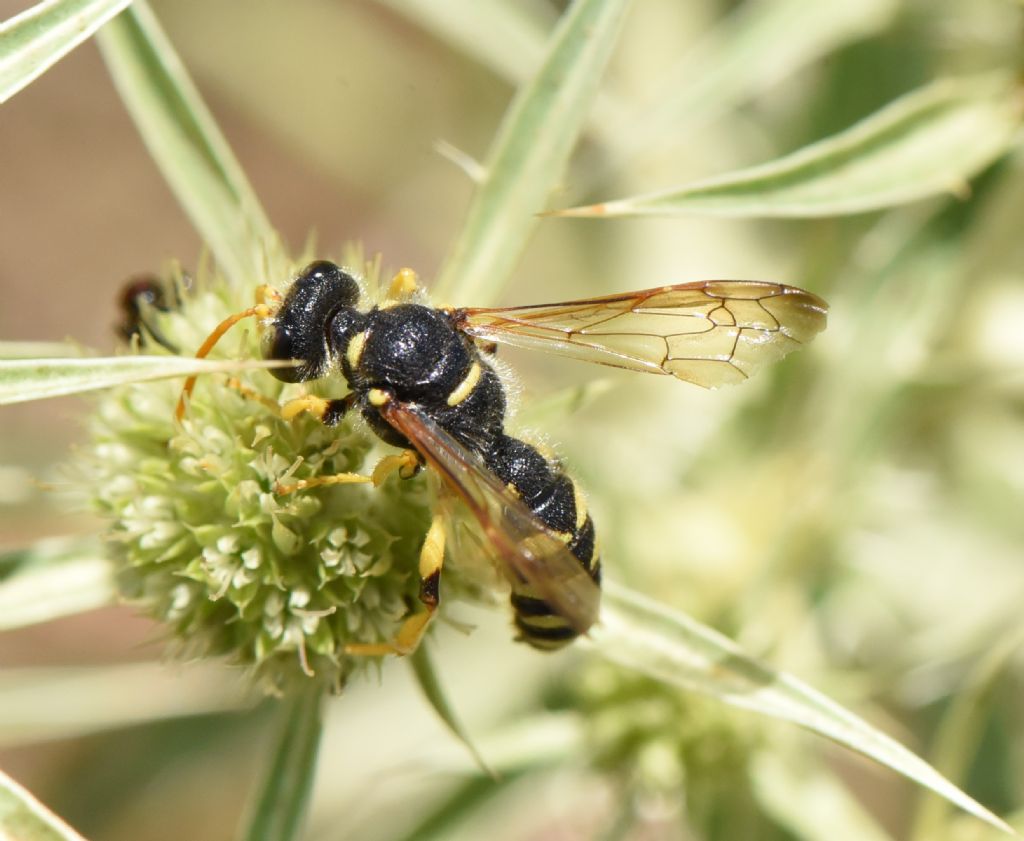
381,401 -> 600,634
454,281 -> 828,387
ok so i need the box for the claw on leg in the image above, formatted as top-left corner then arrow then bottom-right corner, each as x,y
371,449 -> 421,486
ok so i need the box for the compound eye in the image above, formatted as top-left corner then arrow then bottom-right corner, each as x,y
264,323 -> 319,382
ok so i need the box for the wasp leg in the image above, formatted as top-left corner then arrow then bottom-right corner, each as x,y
371,448 -> 422,486
346,510 -> 445,657
274,447 -> 420,496
273,393 -> 376,494
224,377 -> 287,415
384,267 -> 419,303
175,284 -> 283,420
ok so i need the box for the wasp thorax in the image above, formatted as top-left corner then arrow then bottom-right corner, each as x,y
358,305 -> 470,400
266,261 -> 362,382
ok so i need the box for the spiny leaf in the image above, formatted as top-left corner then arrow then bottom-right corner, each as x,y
0,538 -> 115,631
433,0 -> 632,304
0,768 -> 89,841
588,582 -> 1013,835
559,76 -> 1024,219
95,1 -> 286,285
0,0 -> 133,104
0,355 -> 292,404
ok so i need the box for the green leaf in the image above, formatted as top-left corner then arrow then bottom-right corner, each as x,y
239,685 -> 324,841
409,644 -> 492,776
95,1 -> 285,286
559,76 -> 1024,219
0,538 -> 115,631
432,0 -> 632,304
0,355 -> 290,404
588,582 -> 1013,835
0,769 -> 89,841
0,0 -> 133,104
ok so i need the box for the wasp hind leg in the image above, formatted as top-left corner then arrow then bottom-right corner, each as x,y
346,510 -> 445,657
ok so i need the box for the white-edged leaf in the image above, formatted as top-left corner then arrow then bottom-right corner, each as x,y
560,76 -> 1024,219
433,0 -> 632,304
239,685 -> 323,841
0,0 -> 133,104
95,1 -> 285,286
0,355 -> 291,404
587,582 -> 1012,835
0,769 -> 88,841
0,538 -> 115,631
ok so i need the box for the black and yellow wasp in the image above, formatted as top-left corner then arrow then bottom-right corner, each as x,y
177,261 -> 827,655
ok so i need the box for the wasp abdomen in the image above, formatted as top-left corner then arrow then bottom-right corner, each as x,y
487,434 -> 601,649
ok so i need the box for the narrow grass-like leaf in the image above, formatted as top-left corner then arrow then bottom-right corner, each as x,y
0,662 -> 253,746
0,769 -> 88,841
95,2 -> 284,286
239,684 -> 323,841
409,644 -> 492,775
588,582 -> 1013,835
0,355 -> 291,404
0,539 -> 115,631
0,0 -> 133,104
601,0 -> 897,166
433,0 -> 632,304
559,76 -> 1024,219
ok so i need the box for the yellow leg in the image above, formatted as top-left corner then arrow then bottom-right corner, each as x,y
225,377 -> 285,415
371,449 -> 421,486
274,472 -> 373,495
176,284 -> 283,421
281,394 -> 331,421
346,510 -> 446,657
385,268 -> 419,303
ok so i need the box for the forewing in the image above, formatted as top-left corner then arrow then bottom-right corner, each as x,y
457,281 -> 828,387
381,402 -> 600,634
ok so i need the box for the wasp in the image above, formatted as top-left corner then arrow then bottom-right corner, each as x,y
176,261 -> 828,655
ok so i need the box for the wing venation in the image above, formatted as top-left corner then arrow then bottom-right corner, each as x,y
456,281 -> 827,388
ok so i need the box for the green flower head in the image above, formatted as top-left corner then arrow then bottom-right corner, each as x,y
75,253 -> 435,693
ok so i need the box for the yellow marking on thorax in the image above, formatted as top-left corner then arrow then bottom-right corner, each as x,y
368,388 -> 389,407
346,331 -> 367,370
446,361 -> 482,407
